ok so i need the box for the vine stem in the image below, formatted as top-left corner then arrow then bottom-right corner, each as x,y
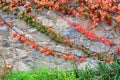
0,16 -> 82,59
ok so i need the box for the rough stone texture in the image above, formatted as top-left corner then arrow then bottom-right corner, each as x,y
77,60 -> 97,70
57,62 -> 74,71
49,45 -> 66,53
0,8 -> 120,72
72,50 -> 84,57
25,60 -> 35,67
13,19 -> 29,30
90,42 -> 110,53
13,61 -> 30,72
73,38 -> 92,48
2,41 -> 10,47
101,23 -> 112,31
63,29 -> 81,39
0,25 -> 8,31
42,19 -> 49,25
38,61 -> 57,69
106,33 -> 115,39
31,50 -> 42,59
95,31 -> 106,37
15,49 -> 28,59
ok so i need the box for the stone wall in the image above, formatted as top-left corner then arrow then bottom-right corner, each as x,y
0,8 -> 120,72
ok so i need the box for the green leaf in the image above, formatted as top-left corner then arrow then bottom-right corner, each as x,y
87,53 -> 93,57
36,26 -> 41,31
31,22 -> 36,27
99,53 -> 104,60
82,49 -> 87,53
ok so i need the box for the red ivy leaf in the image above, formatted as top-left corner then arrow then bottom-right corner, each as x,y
80,57 -> 86,63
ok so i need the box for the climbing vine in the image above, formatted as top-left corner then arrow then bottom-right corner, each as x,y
0,0 -> 120,65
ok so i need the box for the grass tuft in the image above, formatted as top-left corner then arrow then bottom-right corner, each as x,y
2,60 -> 120,80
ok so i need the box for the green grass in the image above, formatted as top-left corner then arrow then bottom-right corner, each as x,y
2,60 -> 120,80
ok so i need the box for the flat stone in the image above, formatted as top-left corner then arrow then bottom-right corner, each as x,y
102,23 -> 112,31
74,38 -> 91,47
74,39 -> 83,46
11,42 -> 24,48
2,41 -> 10,47
16,49 -> 28,59
115,55 -> 120,60
114,37 -> 120,45
0,25 -> 8,31
37,16 -> 44,20
9,14 -> 16,18
13,61 -> 30,72
31,50 -> 42,59
40,10 -> 49,16
12,27 -> 24,34
2,48 -> 12,57
77,59 -> 97,70
25,60 -> 35,67
6,58 -> 13,65
30,32 -> 50,41
31,10 -> 37,16
14,19 -> 28,30
43,56 -> 56,63
28,28 -> 37,33
63,29 -> 81,39
56,18 -> 69,28
38,61 -> 57,69
49,45 -> 66,53
106,33 -> 115,39
46,10 -> 58,19
48,20 -> 54,27
90,42 -> 110,53
42,19 -> 49,25
54,57 -> 65,65
58,62 -> 74,71
4,18 -> 12,22
72,50 -> 84,57
1,14 -> 8,18
83,40 -> 92,47
95,31 -> 105,37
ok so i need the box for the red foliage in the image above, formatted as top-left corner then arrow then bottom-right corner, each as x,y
116,48 -> 120,54
0,20 -> 4,26
80,57 -> 86,63
61,16 -> 114,46
12,33 -> 17,38
6,23 -> 12,28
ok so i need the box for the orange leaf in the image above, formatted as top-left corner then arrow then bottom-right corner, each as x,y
25,41 -> 30,46
63,54 -> 68,60
45,51 -> 51,56
116,16 -> 120,22
40,48 -> 48,53
68,55 -> 74,60
88,0 -> 92,4
105,58 -> 111,63
12,33 -> 17,38
73,56 -> 78,62
57,53 -> 61,58
0,20 -> 4,26
64,40 -> 70,44
111,57 -> 114,62
80,57 -> 86,63
6,23 -> 12,28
